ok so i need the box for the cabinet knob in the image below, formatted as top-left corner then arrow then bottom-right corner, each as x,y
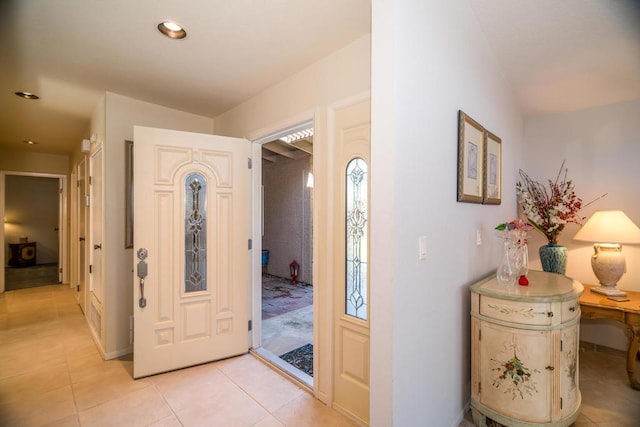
545,365 -> 555,371
547,311 -> 554,318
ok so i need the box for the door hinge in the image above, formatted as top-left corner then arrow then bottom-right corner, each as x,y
478,329 -> 481,340
560,397 -> 563,410
59,188 -> 63,194
560,340 -> 563,352
77,285 -> 80,292
248,158 -> 252,169
478,382 -> 481,394
89,176 -> 92,185
248,320 -> 252,331
248,239 -> 252,250
89,265 -> 92,274
59,267 -> 63,274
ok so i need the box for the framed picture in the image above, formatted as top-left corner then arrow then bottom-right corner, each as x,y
483,130 -> 502,204
457,110 -> 484,203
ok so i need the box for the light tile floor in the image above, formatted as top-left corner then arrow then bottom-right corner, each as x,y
0,284 -> 355,427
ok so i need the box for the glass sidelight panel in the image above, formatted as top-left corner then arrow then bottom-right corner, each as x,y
185,173 -> 207,293
345,158 -> 368,320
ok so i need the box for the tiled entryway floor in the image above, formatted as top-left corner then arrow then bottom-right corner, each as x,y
0,284 -> 354,427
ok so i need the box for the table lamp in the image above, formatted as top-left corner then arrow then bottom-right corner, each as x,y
574,210 -> 640,296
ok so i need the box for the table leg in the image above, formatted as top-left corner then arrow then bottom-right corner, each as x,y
627,323 -> 640,390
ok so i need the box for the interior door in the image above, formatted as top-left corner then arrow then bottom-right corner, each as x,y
133,126 -> 251,379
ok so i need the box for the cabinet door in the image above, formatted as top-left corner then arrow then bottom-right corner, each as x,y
560,323 -> 580,417
479,321 -> 551,423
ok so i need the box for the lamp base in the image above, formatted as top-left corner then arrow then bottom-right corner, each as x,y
590,286 -> 627,297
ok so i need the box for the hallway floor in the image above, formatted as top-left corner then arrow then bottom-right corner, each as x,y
0,284 -> 354,427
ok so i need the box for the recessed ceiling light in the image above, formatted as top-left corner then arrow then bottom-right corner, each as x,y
157,21 -> 187,39
15,91 -> 39,99
23,140 -> 38,145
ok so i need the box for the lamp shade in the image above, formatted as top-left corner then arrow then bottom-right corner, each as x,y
573,210 -> 640,244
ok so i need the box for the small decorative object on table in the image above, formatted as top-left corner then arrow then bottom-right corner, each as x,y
516,161 -> 605,275
495,219 -> 531,286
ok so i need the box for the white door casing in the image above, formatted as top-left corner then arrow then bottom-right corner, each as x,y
332,97 -> 371,424
89,147 -> 105,343
77,159 -> 88,313
133,126 -> 251,379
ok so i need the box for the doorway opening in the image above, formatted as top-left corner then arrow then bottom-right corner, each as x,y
1,172 -> 66,292
253,121 -> 314,386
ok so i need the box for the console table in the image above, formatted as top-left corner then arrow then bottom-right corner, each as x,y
470,270 -> 583,427
8,242 -> 37,267
579,284 -> 640,390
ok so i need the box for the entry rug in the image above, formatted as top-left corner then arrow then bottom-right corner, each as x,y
279,343 -> 313,377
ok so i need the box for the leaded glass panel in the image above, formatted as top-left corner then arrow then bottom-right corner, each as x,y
345,158 -> 368,320
184,173 -> 207,293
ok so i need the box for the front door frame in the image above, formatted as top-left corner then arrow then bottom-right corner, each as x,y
0,171 -> 68,293
247,113 -> 320,387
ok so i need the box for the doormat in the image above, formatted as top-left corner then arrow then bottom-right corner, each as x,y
279,343 -> 313,377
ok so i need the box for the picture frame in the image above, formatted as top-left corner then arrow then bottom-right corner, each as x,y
125,140 -> 134,249
457,110 -> 484,203
483,130 -> 502,204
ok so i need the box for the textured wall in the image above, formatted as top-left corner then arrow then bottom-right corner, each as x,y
262,156 -> 313,284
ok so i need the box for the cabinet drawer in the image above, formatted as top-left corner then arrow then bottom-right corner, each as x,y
480,296 -> 552,326
561,299 -> 580,322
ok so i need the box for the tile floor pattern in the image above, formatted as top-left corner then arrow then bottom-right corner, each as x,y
261,275 -> 313,320
0,284 -> 355,427
261,274 -> 313,357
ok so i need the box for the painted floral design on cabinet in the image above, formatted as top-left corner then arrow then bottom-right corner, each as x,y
491,338 -> 540,400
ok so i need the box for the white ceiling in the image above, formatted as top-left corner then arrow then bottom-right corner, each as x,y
469,0 -> 640,117
1,1 -> 639,156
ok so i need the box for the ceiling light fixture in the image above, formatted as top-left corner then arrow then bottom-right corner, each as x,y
279,128 -> 314,144
15,91 -> 39,99
23,140 -> 38,145
157,21 -> 187,39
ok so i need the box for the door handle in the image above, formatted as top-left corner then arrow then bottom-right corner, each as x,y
94,244 -> 102,250
137,248 -> 148,308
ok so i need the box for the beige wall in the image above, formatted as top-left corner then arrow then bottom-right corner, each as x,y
523,98 -> 640,351
262,156 -> 313,284
370,1 -> 525,424
88,92 -> 214,357
0,149 -> 69,175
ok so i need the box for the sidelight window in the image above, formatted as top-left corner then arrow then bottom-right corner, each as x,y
345,158 -> 368,320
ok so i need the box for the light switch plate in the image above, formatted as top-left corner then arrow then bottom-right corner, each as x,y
418,236 -> 427,260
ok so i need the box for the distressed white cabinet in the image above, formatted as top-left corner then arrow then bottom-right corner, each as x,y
470,270 -> 583,427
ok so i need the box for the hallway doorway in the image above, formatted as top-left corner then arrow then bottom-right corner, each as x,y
1,172 -> 66,292
253,122 -> 314,386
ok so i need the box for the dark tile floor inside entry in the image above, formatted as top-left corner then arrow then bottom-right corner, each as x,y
262,274 -> 313,320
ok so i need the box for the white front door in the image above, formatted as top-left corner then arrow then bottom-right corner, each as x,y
133,126 -> 251,379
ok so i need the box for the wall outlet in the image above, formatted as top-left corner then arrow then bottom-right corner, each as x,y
476,229 -> 482,246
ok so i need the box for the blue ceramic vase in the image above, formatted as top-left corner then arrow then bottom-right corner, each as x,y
539,244 -> 568,275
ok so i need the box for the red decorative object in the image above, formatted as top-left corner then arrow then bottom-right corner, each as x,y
289,260 -> 299,285
519,275 -> 529,286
